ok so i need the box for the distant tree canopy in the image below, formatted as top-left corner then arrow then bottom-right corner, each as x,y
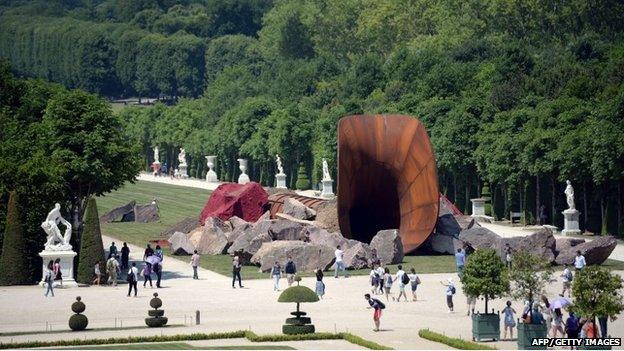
1,0 -> 624,236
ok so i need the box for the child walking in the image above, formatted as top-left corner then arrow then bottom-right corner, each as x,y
502,301 -> 517,340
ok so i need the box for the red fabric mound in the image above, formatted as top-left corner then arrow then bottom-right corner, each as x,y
199,182 -> 269,224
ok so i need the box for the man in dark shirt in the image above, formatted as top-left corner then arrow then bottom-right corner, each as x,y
285,256 -> 297,287
108,242 -> 118,259
153,262 -> 162,288
121,242 -> 130,270
365,293 -> 384,332
144,244 -> 154,260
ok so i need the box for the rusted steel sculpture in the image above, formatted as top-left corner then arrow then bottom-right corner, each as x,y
268,193 -> 328,219
338,115 -> 439,253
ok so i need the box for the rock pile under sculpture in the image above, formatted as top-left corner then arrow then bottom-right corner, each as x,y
555,236 -> 617,265
282,198 -> 317,220
251,241 -> 336,272
169,232 -> 195,255
370,229 -> 404,264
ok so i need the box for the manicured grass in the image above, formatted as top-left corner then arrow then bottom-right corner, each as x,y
418,329 -> 497,350
0,325 -> 183,337
70,342 -> 293,350
98,181 -> 456,279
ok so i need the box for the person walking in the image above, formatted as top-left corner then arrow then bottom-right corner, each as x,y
467,295 -> 477,316
541,296 -> 553,333
395,265 -> 409,302
285,256 -> 297,287
375,264 -> 385,294
441,278 -> 456,313
121,242 -> 130,270
106,256 -> 119,286
504,243 -> 513,269
271,261 -> 282,291
583,317 -> 597,338
142,262 -> 153,288
561,264 -> 573,297
155,245 -> 164,261
44,260 -> 55,297
365,293 -> 385,332
408,268 -> 420,301
574,251 -> 586,272
551,308 -> 565,337
232,256 -> 243,288
108,242 -> 118,259
334,245 -> 346,278
53,258 -> 63,287
143,244 -> 154,260
92,260 -> 102,285
539,204 -> 547,225
502,301 -> 517,340
153,262 -> 162,288
383,267 -> 395,302
455,248 -> 466,278
191,250 -> 200,280
315,269 -> 325,299
565,311 -> 580,339
370,264 -> 380,295
127,263 -> 139,297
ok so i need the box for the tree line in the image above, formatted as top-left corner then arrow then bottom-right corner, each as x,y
1,0 -> 624,236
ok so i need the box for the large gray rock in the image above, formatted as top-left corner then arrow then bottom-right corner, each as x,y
227,220 -> 275,262
228,216 -> 249,230
306,226 -> 352,249
100,201 -> 136,223
555,236 -> 617,265
193,218 -> 232,255
269,220 -> 307,241
133,203 -> 160,223
160,217 -> 200,238
314,200 -> 340,233
370,229 -> 404,264
251,241 -> 335,272
343,242 -> 373,269
420,232 -> 462,255
555,238 -> 586,255
458,226 -> 502,252
168,231 -> 195,255
502,229 -> 556,263
283,198 -> 317,220
226,222 -> 252,244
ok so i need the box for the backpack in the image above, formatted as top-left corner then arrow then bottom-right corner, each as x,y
126,270 -> 135,282
373,298 -> 386,309
402,272 -> 410,285
566,270 -> 573,281
414,275 -> 421,285
450,285 -> 456,294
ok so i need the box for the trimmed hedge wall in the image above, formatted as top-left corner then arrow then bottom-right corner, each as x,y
418,329 -> 497,350
0,191 -> 31,285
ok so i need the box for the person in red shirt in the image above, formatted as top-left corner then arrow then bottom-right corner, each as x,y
365,293 -> 385,332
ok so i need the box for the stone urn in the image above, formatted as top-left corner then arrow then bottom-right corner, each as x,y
237,158 -> 250,184
205,155 -> 219,183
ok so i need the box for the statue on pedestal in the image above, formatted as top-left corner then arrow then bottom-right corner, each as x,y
322,158 -> 332,181
321,158 -> 334,198
275,154 -> 287,189
178,148 -> 187,167
153,146 -> 160,164
41,203 -> 72,251
276,154 -> 284,175
564,180 -> 575,210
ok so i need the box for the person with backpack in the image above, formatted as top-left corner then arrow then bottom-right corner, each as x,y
408,268 -> 421,301
441,277 -> 456,312
565,311 -> 580,338
271,261 -> 282,291
383,267 -> 395,302
561,264 -> 573,297
127,262 -> 139,297
375,264 -> 385,294
395,265 -> 409,302
365,293 -> 385,332
369,263 -> 380,294
44,260 -> 55,297
284,256 -> 297,287
455,248 -> 466,278
551,308 -> 565,337
106,256 -> 120,286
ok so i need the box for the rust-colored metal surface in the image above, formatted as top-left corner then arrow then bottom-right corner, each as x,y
268,193 -> 328,219
337,115 -> 439,253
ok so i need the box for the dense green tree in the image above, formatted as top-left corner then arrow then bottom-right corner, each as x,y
76,197 -> 105,284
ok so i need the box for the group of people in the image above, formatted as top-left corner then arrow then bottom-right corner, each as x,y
92,242 -> 130,287
369,263 -> 421,303
42,258 -> 63,297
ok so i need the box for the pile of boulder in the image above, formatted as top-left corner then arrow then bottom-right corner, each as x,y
166,197 -> 404,272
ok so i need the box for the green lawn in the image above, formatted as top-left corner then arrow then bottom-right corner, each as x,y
67,342 -> 293,350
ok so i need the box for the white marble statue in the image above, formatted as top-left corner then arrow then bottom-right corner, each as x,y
41,203 -> 72,250
178,148 -> 187,166
153,146 -> 160,164
276,154 -> 284,175
322,158 -> 332,181
564,180 -> 575,210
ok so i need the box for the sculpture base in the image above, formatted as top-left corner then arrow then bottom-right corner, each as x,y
321,180 -> 334,198
238,173 -> 250,185
562,209 -> 581,236
276,174 -> 287,189
39,250 -> 78,287
470,198 -> 486,216
179,165 -> 188,178
206,170 -> 219,183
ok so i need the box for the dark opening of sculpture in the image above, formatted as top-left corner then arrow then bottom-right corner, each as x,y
337,115 -> 439,253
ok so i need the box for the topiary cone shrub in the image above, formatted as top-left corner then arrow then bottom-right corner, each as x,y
145,293 -> 168,327
278,277 -> 318,335
481,183 -> 492,216
77,198 -> 106,284
295,163 -> 311,190
0,191 -> 31,285
69,296 -> 88,331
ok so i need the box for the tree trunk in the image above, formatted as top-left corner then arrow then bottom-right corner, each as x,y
492,183 -> 498,220
485,297 -> 489,314
453,173 -> 457,207
535,174 -> 540,224
583,182 -> 588,231
503,185 -> 509,219
465,176 -> 471,215
551,175 -> 556,227
601,187 -> 608,235
618,181 -> 623,237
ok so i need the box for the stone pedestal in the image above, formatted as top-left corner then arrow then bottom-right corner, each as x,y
470,198 -> 486,216
238,173 -> 250,184
237,158 -> 249,184
179,164 -> 188,178
205,156 -> 218,183
39,250 -> 78,287
321,179 -> 334,198
562,209 -> 581,236
276,173 -> 287,188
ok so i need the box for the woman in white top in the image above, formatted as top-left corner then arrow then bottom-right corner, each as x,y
383,267 -> 395,302
92,260 -> 101,285
375,265 -> 385,294
369,264 -> 379,294
408,268 -> 420,301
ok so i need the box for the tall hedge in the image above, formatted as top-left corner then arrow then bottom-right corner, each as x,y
76,198 -> 105,284
295,163 -> 310,190
0,191 -> 31,285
